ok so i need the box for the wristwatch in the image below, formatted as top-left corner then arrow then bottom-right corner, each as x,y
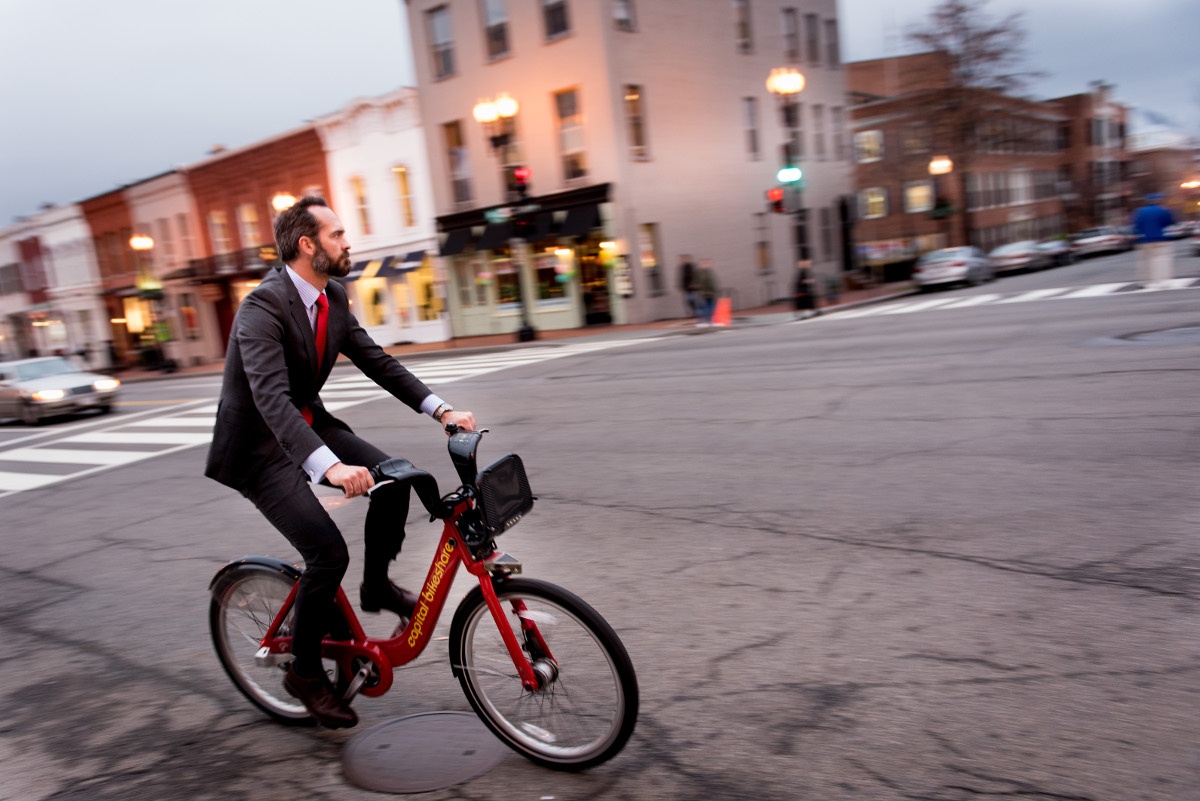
433,402 -> 453,422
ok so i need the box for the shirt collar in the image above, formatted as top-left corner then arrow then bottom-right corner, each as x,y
284,264 -> 324,309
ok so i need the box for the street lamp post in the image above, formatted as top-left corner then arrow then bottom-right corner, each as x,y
473,93 -> 536,342
766,67 -> 809,269
928,155 -> 955,248
129,233 -> 170,370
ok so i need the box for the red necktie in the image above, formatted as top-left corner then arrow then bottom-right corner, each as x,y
314,293 -> 329,370
301,294 -> 329,426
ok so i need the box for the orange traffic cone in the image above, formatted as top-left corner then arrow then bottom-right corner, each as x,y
711,297 -> 732,327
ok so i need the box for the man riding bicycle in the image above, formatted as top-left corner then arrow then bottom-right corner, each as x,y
205,196 -> 475,728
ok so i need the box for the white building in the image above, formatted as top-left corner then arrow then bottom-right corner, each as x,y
313,88 -> 450,345
0,205 -> 109,367
404,0 -> 853,334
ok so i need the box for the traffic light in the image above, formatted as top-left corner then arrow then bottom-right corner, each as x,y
776,165 -> 802,184
513,165 -> 532,200
767,187 -> 785,213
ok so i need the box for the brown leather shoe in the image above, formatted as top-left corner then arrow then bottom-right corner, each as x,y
360,581 -> 418,619
283,665 -> 358,729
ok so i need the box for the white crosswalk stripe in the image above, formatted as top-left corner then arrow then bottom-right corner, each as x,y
0,337 -> 653,498
814,278 -> 1199,322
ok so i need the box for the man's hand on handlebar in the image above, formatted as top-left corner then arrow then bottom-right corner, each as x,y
441,410 -> 476,434
326,462 -> 374,498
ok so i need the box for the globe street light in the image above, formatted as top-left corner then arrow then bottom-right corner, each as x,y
129,233 -> 169,369
928,155 -> 955,247
766,67 -> 809,267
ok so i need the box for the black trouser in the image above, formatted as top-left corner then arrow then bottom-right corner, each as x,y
242,424 -> 410,675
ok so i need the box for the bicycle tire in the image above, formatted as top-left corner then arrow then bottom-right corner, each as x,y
209,564 -> 316,725
449,577 -> 638,771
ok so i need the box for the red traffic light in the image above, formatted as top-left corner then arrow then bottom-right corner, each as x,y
766,187 -> 785,213
513,166 -> 532,184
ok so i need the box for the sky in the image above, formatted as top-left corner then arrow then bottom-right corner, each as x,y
1,0 -> 1197,226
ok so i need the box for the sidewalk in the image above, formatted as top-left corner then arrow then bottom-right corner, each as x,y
114,280 -> 916,383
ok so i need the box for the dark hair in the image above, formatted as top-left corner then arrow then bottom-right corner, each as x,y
274,196 -> 328,263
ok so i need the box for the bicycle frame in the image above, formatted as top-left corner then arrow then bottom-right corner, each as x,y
254,496 -> 546,699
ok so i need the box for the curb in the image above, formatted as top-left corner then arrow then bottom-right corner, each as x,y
117,285 -> 919,383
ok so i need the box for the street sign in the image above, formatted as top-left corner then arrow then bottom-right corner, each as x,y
484,207 -> 513,223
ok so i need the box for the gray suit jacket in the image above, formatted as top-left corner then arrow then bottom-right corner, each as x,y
204,265 -> 432,490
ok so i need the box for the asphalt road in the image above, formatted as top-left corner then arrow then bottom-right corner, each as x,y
0,249 -> 1197,800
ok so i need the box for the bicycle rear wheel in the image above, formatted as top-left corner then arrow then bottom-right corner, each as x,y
209,564 -> 314,725
449,578 -> 638,771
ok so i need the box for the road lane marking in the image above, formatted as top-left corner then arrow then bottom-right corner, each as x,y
0,447 -> 147,465
0,472 -> 61,491
63,431 -> 214,446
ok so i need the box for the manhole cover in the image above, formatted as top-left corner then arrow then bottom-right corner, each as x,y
1120,326 -> 1200,344
343,711 -> 507,794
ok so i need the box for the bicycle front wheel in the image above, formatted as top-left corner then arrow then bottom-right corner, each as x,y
449,577 -> 638,771
209,564 -> 314,725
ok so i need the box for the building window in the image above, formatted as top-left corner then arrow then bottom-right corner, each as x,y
624,85 -> 648,159
554,88 -> 587,181
427,6 -> 455,79
734,0 -> 752,53
178,292 -> 201,340
819,207 -> 833,261
904,181 -> 934,213
902,122 -> 931,155
155,218 -> 174,264
481,0 -> 509,59
393,165 -> 416,227
743,97 -> 760,159
208,211 -> 232,255
534,252 -> 568,300
831,107 -> 845,160
443,121 -> 472,204
542,0 -> 570,40
824,19 -> 839,66
236,202 -> 261,248
854,130 -> 883,162
783,8 -> 800,61
638,222 -> 662,295
176,214 -> 193,261
804,13 -> 819,65
613,0 -> 636,31
787,102 -> 804,161
812,104 -> 825,160
349,176 -> 372,236
859,188 -> 888,219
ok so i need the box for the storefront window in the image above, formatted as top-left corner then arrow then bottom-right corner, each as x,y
535,252 -> 568,301
494,258 -> 523,306
178,292 -> 201,340
359,279 -> 388,327
412,263 -> 443,321
392,281 -> 411,327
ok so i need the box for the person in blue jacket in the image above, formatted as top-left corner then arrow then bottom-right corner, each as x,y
1131,192 -> 1176,289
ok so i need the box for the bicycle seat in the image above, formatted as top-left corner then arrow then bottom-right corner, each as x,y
373,458 -> 453,519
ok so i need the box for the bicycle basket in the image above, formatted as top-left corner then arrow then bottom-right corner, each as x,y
476,454 -> 534,535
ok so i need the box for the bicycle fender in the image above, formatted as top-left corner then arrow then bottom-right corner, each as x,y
209,555 -> 301,596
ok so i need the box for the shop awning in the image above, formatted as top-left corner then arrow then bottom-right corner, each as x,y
559,204 -> 599,238
440,229 -> 471,256
402,250 -> 426,266
476,222 -> 512,251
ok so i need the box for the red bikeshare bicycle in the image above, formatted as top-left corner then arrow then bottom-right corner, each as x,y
208,426 -> 638,770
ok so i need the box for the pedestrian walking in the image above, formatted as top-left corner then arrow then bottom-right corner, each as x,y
792,261 -> 820,319
1132,192 -> 1176,289
678,254 -> 699,319
696,259 -> 718,327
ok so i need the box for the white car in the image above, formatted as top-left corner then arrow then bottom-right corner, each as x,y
1072,227 -> 1133,257
0,356 -> 121,425
912,246 -> 994,290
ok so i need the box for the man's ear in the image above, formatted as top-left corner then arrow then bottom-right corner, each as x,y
298,235 -> 316,257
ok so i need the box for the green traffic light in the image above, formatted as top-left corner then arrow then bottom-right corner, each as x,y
777,166 -> 802,184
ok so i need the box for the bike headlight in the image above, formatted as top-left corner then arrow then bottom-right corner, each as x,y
93,378 -> 120,391
31,389 -> 66,401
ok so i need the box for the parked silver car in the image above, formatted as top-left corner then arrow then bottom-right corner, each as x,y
1072,226 -> 1133,257
912,246 -> 994,290
0,356 -> 120,425
988,240 -> 1051,274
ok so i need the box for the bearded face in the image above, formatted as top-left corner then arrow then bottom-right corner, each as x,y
312,238 -> 352,278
